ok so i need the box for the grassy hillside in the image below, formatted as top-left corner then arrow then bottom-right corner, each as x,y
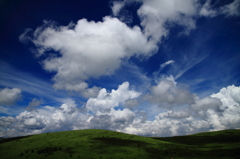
0,129 -> 240,159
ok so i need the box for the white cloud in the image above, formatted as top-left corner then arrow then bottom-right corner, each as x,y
199,0 -> 217,17
16,111 -> 47,130
221,0 -> 240,17
209,85 -> 240,130
86,82 -> 141,114
0,88 -> 22,106
1,84 -> 240,138
0,116 -> 17,127
0,62 -> 65,103
111,0 -> 199,43
199,0 -> 240,17
111,0 -> 240,44
122,114 -> 190,137
139,0 -> 198,40
153,60 -> 175,78
206,109 -> 226,131
110,108 -> 135,123
211,85 -> 240,109
111,1 -> 125,16
160,60 -> 175,69
0,83 -> 141,137
191,96 -> 222,111
145,76 -> 195,107
20,17 -> 157,97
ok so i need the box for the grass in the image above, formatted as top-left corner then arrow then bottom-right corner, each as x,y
0,129 -> 240,159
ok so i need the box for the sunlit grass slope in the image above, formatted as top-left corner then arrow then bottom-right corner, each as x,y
0,129 -> 240,159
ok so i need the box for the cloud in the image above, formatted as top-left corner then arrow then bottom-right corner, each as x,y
26,98 -> 42,111
139,0 -> 198,38
160,60 -> 175,69
145,76 -> 195,107
173,54 -> 208,80
0,62 -> 65,103
153,60 -> 175,76
165,110 -> 191,119
89,108 -> 136,130
211,85 -> 240,107
199,0 -> 217,17
112,0 -> 198,43
1,84 -> 240,138
111,1 -> 125,16
191,96 -> 222,111
0,82 -> 142,137
209,85 -> 240,130
0,106 -> 9,114
16,110 -> 47,130
0,116 -> 17,127
111,0 -> 240,42
0,88 -> 22,106
199,0 -> 240,17
20,17 -> 157,97
124,99 -> 139,110
220,0 -> 240,17
86,82 -> 141,114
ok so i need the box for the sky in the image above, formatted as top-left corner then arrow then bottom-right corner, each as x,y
0,0 -> 240,138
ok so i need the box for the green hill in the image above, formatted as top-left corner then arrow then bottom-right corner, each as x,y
0,129 -> 240,159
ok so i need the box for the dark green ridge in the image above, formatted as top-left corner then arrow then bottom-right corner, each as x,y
0,129 -> 240,159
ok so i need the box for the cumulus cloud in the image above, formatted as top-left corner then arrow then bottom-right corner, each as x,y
0,116 -> 17,127
0,88 -> 22,106
20,17 -> 157,98
111,0 -> 240,42
112,0 -> 198,43
145,76 -> 195,107
0,82 -> 140,137
211,85 -> 240,107
209,85 -> 240,130
124,99 -> 139,110
165,110 -> 191,119
1,84 -> 240,138
138,0 -> 198,38
86,82 -> 141,114
191,96 -> 222,111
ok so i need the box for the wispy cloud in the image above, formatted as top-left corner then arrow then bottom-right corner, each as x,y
160,60 -> 175,69
174,54 -> 208,80
0,62 -> 65,103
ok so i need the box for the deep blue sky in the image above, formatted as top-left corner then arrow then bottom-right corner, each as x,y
0,0 -> 240,137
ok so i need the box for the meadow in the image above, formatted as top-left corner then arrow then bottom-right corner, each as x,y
0,129 -> 240,159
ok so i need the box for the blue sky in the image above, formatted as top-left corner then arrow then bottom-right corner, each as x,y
0,0 -> 240,137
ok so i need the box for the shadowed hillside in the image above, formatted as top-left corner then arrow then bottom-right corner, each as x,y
0,129 -> 240,159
